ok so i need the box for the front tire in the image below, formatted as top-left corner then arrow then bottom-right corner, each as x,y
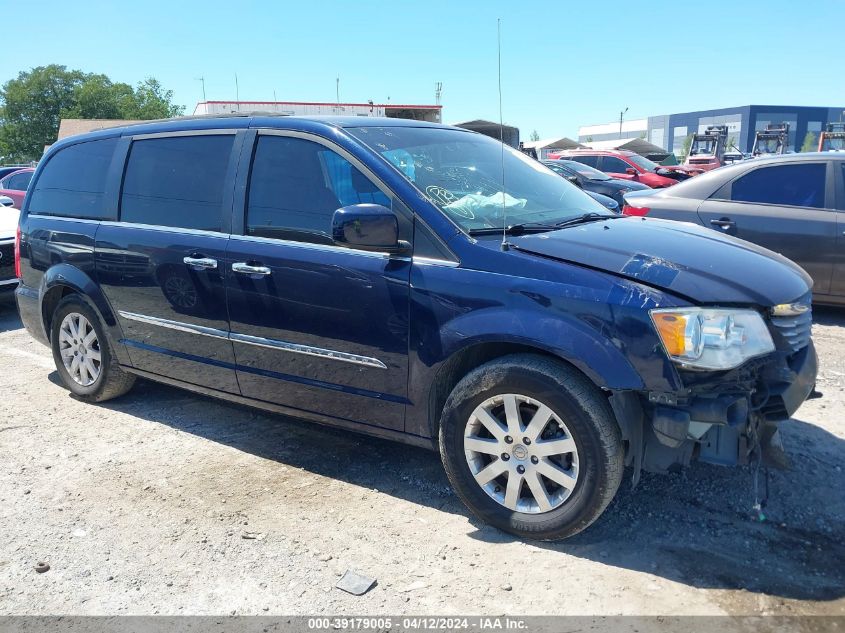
439,354 -> 624,541
50,294 -> 136,402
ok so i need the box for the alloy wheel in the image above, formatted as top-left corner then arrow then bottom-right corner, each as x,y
464,393 -> 580,513
58,312 -> 102,387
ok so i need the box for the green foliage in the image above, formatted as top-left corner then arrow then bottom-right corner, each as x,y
800,131 -> 818,153
679,133 -> 694,162
529,129 -> 540,142
0,65 -> 185,162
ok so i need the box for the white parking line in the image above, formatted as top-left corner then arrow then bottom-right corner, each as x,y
0,345 -> 54,370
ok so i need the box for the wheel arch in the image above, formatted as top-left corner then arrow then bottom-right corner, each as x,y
40,264 -> 117,336
38,265 -> 130,365
425,336 -> 639,442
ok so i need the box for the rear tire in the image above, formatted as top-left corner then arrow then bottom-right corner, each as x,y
439,354 -> 624,540
50,294 -> 136,402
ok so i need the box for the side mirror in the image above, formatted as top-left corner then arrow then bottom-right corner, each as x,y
332,204 -> 409,254
625,167 -> 638,176
565,175 -> 582,188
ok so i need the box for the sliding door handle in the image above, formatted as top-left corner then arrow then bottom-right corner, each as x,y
232,262 -> 271,276
183,256 -> 218,270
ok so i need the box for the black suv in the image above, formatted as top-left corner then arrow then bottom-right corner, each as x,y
14,115 -> 817,540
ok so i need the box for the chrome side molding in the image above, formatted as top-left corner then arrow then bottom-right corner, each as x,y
117,311 -> 387,369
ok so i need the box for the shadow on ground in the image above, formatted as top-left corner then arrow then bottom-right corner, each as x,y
86,374 -> 845,604
0,296 -> 22,333
9,294 -> 844,602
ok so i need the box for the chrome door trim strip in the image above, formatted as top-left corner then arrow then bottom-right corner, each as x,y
100,221 -> 225,238
117,310 -> 387,369
412,256 -> 460,268
26,215 -> 103,225
0,238 -> 15,245
229,233 -> 397,260
229,332 -> 388,369
0,278 -> 19,287
117,311 -> 230,340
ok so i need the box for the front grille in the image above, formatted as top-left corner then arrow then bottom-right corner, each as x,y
770,309 -> 812,353
0,241 -> 14,281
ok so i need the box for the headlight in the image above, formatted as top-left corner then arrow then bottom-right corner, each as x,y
649,308 -> 775,370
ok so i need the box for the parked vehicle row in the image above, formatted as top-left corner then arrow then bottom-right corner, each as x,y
622,152 -> 845,305
542,159 -> 650,207
0,167 -> 34,208
549,149 -> 702,188
14,115 -> 817,541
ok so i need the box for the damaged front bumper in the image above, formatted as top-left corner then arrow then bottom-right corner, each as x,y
617,339 -> 818,475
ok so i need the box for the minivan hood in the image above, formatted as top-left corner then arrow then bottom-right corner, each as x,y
511,217 -> 811,306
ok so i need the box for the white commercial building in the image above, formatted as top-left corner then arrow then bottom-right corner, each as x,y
193,100 -> 442,123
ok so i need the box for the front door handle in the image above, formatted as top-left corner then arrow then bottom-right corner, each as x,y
709,218 -> 736,230
183,256 -> 218,270
232,262 -> 272,276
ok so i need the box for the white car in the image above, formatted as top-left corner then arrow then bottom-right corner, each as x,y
0,204 -> 20,294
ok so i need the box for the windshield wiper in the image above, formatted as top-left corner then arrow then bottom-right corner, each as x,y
468,223 -> 558,236
554,212 -> 619,228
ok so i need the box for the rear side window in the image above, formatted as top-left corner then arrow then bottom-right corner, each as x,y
28,138 -> 118,219
121,135 -> 235,231
5,171 -> 32,191
246,135 -> 388,243
601,156 -> 631,173
731,163 -> 826,209
570,155 -> 599,168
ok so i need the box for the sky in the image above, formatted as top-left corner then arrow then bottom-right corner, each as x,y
3,0 -> 843,139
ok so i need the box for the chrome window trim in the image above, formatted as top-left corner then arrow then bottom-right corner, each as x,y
229,332 -> 387,369
229,233 -> 406,260
118,311 -> 229,340
117,311 -> 387,370
100,221 -> 226,238
412,256 -> 460,268
25,215 -> 103,225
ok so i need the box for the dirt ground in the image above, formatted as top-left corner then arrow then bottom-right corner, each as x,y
0,297 -> 843,616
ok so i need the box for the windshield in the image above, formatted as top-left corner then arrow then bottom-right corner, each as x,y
821,136 -> 845,151
349,126 -> 608,232
558,160 -> 611,180
625,153 -> 660,172
754,137 -> 781,154
689,138 -> 717,155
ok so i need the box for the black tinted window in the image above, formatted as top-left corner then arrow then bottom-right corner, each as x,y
601,156 -> 632,173
731,163 -> 826,208
121,135 -> 234,231
570,155 -> 599,168
246,135 -> 388,243
6,171 -> 32,191
28,139 -> 118,218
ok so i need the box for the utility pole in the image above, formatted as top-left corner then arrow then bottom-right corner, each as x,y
336,76 -> 340,104
235,73 -> 240,111
619,107 -> 628,139
435,82 -> 443,106
195,76 -> 206,102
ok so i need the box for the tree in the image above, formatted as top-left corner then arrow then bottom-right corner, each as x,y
801,131 -> 818,153
0,65 -> 185,162
0,65 -> 86,162
529,129 -> 540,142
679,133 -> 694,162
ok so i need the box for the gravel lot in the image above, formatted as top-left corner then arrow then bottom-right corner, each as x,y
0,296 -> 843,616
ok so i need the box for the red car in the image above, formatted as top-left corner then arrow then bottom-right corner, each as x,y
549,150 -> 700,188
0,168 -> 35,208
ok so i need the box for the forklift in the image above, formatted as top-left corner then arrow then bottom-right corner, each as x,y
818,122 -> 845,152
683,125 -> 729,171
752,123 -> 790,157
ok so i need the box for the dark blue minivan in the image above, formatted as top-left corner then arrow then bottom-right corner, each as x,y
14,115 -> 818,540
